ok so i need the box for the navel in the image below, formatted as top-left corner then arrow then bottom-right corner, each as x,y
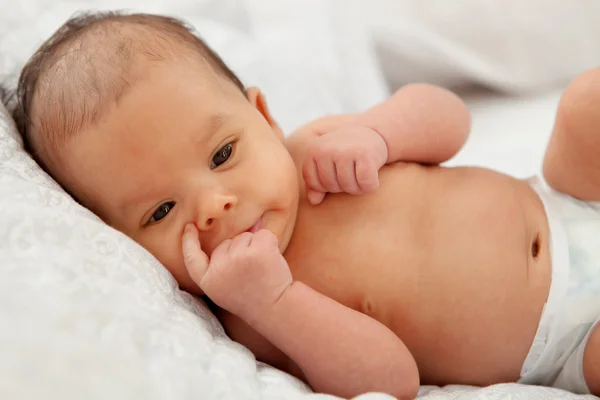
531,233 -> 541,259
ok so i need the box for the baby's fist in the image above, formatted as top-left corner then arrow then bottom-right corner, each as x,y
302,126 -> 388,205
184,226 -> 292,323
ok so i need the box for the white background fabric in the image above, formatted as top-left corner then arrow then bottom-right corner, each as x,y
362,0 -> 600,94
1,1 -> 599,399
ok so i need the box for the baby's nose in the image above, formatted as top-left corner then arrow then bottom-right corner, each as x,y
196,192 -> 237,231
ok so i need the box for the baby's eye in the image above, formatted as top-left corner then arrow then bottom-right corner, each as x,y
211,143 -> 233,169
148,201 -> 176,224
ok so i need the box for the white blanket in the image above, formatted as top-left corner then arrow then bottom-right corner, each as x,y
1,1 -> 599,399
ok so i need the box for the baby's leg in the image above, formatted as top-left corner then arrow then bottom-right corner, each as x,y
543,67 -> 600,201
549,322 -> 600,395
582,323 -> 600,395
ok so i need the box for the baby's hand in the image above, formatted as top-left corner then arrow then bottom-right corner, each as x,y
302,126 -> 388,205
182,224 -> 293,323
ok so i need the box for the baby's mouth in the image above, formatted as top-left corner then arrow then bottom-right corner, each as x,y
246,214 -> 264,233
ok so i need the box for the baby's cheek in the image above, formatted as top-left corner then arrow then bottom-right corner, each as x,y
145,233 -> 202,294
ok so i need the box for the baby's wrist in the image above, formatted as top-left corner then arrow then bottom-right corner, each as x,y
243,280 -> 297,330
234,280 -> 294,329
363,125 -> 389,165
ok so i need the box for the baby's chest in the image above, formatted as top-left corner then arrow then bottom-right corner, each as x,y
283,188 -> 424,313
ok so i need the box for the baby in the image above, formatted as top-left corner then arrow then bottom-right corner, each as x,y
7,11 -> 600,399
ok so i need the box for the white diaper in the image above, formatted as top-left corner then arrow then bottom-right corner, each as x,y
518,176 -> 600,393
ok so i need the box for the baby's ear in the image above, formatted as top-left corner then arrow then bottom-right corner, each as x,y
246,87 -> 284,140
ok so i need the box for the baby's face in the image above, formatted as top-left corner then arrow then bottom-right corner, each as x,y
57,61 -> 299,294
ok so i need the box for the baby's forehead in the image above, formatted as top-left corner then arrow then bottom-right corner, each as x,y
32,17 -> 219,148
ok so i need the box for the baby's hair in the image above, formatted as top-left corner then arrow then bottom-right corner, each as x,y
3,10 -> 245,175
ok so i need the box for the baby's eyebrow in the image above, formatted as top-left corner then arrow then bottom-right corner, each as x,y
188,111 -> 229,150
205,112 -> 228,137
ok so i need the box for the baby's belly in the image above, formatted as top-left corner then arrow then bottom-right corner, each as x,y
284,163 -> 551,386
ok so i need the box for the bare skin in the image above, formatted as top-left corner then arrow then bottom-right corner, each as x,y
47,57 -> 600,398
286,154 -> 551,386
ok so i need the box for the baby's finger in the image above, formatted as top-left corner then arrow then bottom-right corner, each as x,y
211,237 -> 232,262
355,158 -> 380,193
307,189 -> 326,205
302,157 -> 327,194
254,229 -> 279,248
317,158 -> 342,193
229,232 -> 253,254
337,160 -> 361,194
182,224 -> 209,284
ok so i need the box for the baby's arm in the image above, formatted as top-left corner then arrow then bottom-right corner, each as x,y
222,281 -> 418,399
299,84 -> 471,205
356,83 -> 471,165
249,281 -> 418,399
183,227 -> 418,399
544,67 -> 600,201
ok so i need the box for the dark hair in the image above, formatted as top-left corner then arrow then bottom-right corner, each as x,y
5,10 -> 245,173
0,84 -> 10,111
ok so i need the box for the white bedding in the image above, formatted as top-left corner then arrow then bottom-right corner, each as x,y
1,1 -> 599,399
